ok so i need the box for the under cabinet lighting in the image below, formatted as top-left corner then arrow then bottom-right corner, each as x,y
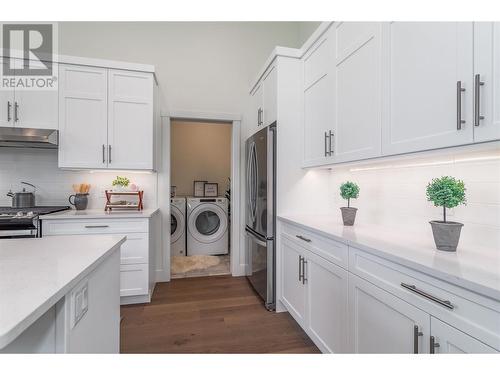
88,170 -> 154,174
347,154 -> 500,172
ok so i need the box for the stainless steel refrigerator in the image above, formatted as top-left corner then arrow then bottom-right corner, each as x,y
245,123 -> 276,310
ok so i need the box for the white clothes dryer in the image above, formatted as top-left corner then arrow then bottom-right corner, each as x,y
186,197 -> 229,256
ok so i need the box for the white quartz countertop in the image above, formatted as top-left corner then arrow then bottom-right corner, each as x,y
0,235 -> 126,349
40,208 -> 159,220
278,214 -> 500,301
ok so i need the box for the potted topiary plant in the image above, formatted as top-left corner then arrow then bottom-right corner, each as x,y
426,176 -> 466,251
340,181 -> 360,226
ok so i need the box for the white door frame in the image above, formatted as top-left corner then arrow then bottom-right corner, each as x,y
157,111 -> 242,281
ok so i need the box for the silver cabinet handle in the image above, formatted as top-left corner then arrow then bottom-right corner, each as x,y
108,145 -> 112,164
84,225 -> 110,228
474,74 -> 485,126
413,325 -> 423,354
102,144 -> 106,164
7,101 -> 11,122
329,130 -> 334,155
14,101 -> 19,122
302,258 -> 307,284
296,234 -> 311,243
260,108 -> 264,126
298,255 -> 303,282
401,283 -> 454,309
430,336 -> 440,354
324,131 -> 329,157
257,108 -> 263,126
456,81 -> 465,130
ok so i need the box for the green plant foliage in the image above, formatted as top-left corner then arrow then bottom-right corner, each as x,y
340,181 -> 360,207
426,176 -> 466,209
112,176 -> 130,187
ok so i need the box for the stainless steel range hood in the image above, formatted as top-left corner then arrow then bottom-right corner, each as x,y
0,127 -> 58,149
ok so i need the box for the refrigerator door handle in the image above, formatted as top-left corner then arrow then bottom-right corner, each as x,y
245,227 -> 267,247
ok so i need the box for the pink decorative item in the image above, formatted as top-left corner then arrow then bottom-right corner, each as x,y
130,184 -> 139,192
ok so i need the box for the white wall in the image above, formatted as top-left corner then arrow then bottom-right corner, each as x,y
328,147 -> 500,249
0,148 -> 158,209
297,22 -> 322,45
170,121 -> 231,196
58,22 -> 305,114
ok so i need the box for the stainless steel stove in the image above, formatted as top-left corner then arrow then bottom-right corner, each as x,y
0,206 -> 70,238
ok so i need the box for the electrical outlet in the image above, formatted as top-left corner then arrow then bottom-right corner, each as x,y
71,280 -> 89,329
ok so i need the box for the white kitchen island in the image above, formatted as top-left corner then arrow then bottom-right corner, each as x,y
0,235 -> 125,353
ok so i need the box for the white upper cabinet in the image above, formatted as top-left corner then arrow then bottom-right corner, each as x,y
248,63 -> 276,137
58,64 -> 156,170
381,22 -> 474,155
262,65 -> 277,127
473,22 -> 500,142
333,22 -> 382,162
302,26 -> 336,167
58,65 -> 108,169
107,69 -> 154,170
0,57 -> 58,130
348,273 -> 430,353
430,317 -> 498,353
0,58 -> 14,127
249,81 -> 263,135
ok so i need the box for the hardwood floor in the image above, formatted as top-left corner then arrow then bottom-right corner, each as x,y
120,275 -> 320,353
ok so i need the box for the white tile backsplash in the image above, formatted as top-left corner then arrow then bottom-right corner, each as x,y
0,148 -> 158,209
329,148 -> 500,249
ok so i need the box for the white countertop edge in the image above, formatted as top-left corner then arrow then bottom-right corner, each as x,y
0,236 -> 126,350
277,215 -> 500,301
39,208 -> 160,220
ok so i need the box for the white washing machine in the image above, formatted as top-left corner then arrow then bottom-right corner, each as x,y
186,197 -> 229,256
170,197 -> 186,257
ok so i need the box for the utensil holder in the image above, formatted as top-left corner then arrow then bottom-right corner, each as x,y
69,193 -> 89,210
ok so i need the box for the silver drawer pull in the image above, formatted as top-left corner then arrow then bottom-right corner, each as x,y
296,235 -> 311,243
401,283 -> 454,310
84,225 -> 110,229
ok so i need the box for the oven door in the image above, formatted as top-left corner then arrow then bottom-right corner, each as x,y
0,228 -> 38,239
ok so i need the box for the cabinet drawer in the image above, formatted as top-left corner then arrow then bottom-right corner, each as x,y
281,222 -> 348,269
120,233 -> 148,265
43,218 -> 148,235
120,264 -> 148,297
349,247 -> 500,350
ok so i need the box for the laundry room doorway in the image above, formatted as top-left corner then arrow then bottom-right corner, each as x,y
159,113 -> 241,281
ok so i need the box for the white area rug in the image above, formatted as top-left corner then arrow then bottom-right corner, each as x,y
171,255 -> 221,274
171,255 -> 230,278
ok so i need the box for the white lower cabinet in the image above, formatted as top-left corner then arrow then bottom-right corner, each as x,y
306,251 -> 348,353
278,221 -> 500,354
281,234 -> 348,353
348,273 -> 429,353
42,216 -> 156,305
430,317 -> 498,353
281,237 -> 307,325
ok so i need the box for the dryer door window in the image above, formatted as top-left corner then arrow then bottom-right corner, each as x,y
195,210 -> 221,236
